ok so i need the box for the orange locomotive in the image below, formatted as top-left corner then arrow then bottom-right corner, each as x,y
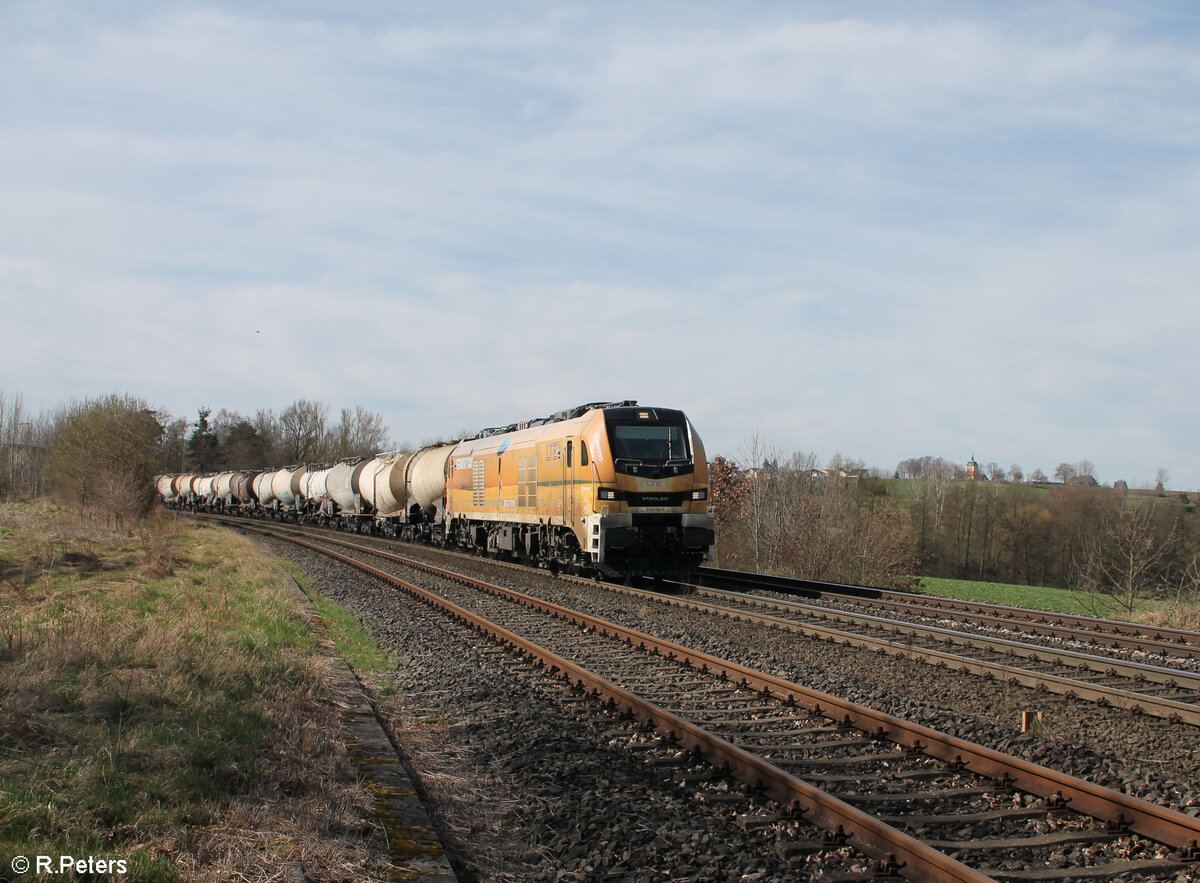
444,402 -> 713,577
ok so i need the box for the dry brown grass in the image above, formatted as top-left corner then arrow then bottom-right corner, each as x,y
1133,602 -> 1200,632
0,501 -> 396,882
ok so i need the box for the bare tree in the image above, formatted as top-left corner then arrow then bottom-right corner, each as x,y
717,436 -> 914,587
1177,554 -> 1200,628
329,406 -> 391,459
997,490 -> 1054,585
49,394 -> 164,527
826,452 -> 865,477
738,431 -> 784,573
708,455 -> 748,568
1077,503 -> 1178,615
253,409 -> 283,463
1054,462 -> 1077,483
1,387 -> 24,498
1155,467 -> 1170,493
157,417 -> 189,474
279,399 -> 330,463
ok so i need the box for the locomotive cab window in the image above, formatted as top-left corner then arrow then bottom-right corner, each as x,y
608,422 -> 690,464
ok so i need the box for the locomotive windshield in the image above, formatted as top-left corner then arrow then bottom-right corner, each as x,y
608,422 -> 691,464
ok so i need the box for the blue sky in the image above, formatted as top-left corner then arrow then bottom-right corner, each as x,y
3,2 -> 1198,488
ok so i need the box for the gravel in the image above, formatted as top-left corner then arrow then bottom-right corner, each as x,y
264,540 -> 875,881
257,534 -> 1200,881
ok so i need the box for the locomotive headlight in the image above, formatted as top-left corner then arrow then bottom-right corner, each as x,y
691,489 -> 708,501
598,488 -> 618,501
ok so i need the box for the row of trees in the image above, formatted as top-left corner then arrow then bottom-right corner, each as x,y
906,478 -> 1197,610
710,440 -> 1198,612
0,387 -> 390,527
163,400 -> 392,474
897,454 -> 1171,491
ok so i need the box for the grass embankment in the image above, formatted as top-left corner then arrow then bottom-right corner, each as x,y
917,575 -> 1197,627
281,564 -> 392,677
0,501 -> 393,881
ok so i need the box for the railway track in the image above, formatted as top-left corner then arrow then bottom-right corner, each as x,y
640,585 -> 1200,727
221,515 -> 1200,727
689,568 -> 1200,663
219,518 -> 1200,881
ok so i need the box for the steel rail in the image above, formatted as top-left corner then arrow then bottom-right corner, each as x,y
694,567 -> 1200,657
622,588 -> 1200,727
688,587 -> 1200,691
238,520 -> 1200,858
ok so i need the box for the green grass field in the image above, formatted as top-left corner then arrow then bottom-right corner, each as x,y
0,501 -> 393,880
916,575 -> 1170,620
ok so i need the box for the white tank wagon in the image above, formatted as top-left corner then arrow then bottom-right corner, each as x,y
300,465 -> 334,517
253,470 -> 277,507
325,460 -> 370,516
298,467 -> 325,501
270,466 -> 304,508
406,444 -> 456,522
155,475 -> 177,502
356,452 -> 408,517
172,474 -> 196,500
289,466 -> 308,506
212,471 -> 238,508
192,474 -> 217,502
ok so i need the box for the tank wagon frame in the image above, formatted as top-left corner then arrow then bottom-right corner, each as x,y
157,401 -> 715,579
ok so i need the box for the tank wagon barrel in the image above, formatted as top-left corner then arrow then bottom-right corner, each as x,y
155,475 -> 177,502
324,460 -> 362,514
231,471 -> 259,505
154,401 -> 714,578
252,471 -> 276,507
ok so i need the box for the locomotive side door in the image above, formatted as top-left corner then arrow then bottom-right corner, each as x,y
565,439 -> 575,526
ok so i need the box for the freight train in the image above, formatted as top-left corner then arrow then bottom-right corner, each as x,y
155,401 -> 715,578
